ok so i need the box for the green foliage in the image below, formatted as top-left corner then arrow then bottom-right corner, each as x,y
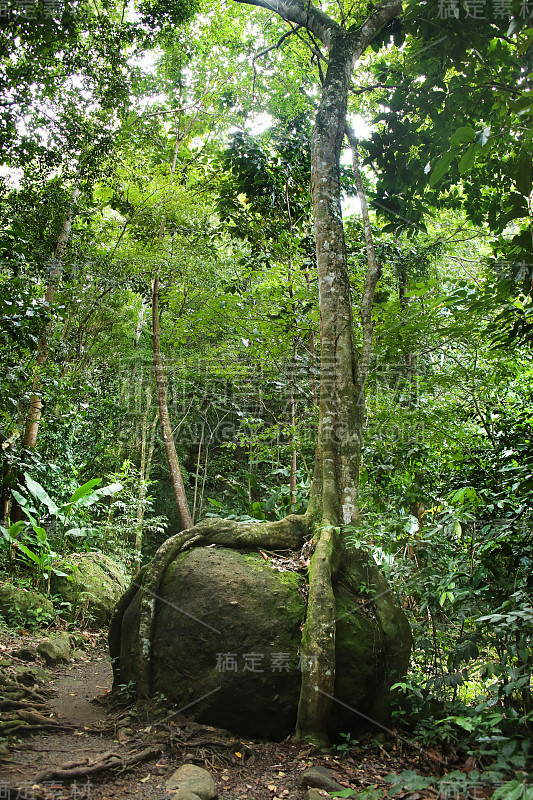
206,467 -> 310,522
0,1 -> 532,788
97,460 -> 167,568
1,473 -> 122,590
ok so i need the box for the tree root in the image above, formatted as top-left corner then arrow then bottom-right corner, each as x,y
0,664 -> 70,746
109,514 -> 310,696
0,699 -> 49,711
0,712 -> 73,736
33,744 -> 163,783
296,524 -> 341,744
107,512 -> 372,742
0,674 -> 49,705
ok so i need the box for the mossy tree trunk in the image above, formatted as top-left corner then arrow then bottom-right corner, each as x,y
234,0 -> 401,744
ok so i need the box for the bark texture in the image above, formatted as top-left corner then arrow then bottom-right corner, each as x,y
345,123 -> 382,407
152,275 -> 193,530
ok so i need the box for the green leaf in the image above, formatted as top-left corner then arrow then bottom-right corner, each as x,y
11,489 -> 28,507
24,473 -> 58,515
450,126 -> 476,144
476,125 -> 491,146
77,482 -> 123,508
495,783 -> 527,800
458,143 -> 478,174
18,543 -> 41,565
34,526 -> 47,543
429,151 -> 456,186
67,478 -> 102,505
2,520 -> 27,540
51,567 -> 70,577
518,27 -> 533,53
515,155 -> 532,196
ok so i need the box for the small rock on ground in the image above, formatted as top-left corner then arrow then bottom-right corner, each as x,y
36,632 -> 71,665
165,764 -> 217,799
305,790 -> 333,800
300,765 -> 344,793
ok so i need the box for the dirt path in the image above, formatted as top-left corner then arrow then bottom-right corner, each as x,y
1,646 -> 122,797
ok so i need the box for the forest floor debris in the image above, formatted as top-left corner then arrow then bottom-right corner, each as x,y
0,626 -> 502,800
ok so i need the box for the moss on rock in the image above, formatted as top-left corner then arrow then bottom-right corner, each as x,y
51,552 -> 126,626
0,582 -> 54,626
152,547 -> 306,739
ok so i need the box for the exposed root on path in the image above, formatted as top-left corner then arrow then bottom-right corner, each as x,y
33,744 -> 164,782
0,656 -> 71,744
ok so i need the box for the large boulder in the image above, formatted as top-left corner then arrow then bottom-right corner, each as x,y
111,544 -> 411,740
51,552 -> 126,626
0,582 -> 54,626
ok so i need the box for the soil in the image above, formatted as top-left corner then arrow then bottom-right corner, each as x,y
0,627 -> 447,800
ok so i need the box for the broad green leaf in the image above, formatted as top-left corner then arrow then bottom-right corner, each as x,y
11,489 -> 28,507
24,474 -> 58,515
458,143 -> 478,174
429,151 -> 456,186
77,482 -> 123,508
18,543 -> 41,565
67,478 -> 102,505
34,526 -> 47,543
2,520 -> 27,540
450,126 -> 476,144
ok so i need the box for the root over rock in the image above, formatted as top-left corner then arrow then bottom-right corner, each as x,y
109,516 -> 411,740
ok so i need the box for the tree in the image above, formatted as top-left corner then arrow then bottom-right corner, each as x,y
21,187 -> 80,454
228,0 -> 402,741
108,0 -> 410,746
152,273 -> 193,530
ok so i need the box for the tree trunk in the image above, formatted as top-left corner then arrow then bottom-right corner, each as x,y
289,341 -> 298,512
397,254 -> 418,399
192,417 -> 206,523
22,187 -> 80,451
152,275 -> 193,530
133,390 -> 158,573
234,0 -> 401,743
345,123 -> 382,400
8,188 -> 79,524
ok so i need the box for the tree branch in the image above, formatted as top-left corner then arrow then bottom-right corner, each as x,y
345,123 -> 381,396
253,22 -> 302,61
233,0 -> 339,49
